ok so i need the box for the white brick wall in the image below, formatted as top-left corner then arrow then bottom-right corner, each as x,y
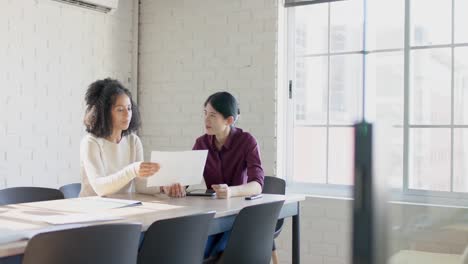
138,0 -> 279,176
0,0 -> 136,188
274,197 -> 352,264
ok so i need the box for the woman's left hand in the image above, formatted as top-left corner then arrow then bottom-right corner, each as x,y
162,183 -> 186,198
212,184 -> 231,199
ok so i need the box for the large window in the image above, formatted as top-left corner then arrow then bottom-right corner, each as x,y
287,0 -> 468,197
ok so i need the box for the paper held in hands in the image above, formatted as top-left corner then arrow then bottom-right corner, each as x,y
147,150 -> 208,187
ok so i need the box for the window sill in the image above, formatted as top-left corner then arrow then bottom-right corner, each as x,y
287,183 -> 468,208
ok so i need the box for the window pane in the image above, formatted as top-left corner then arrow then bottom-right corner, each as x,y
454,47 -> 468,124
330,0 -> 363,52
455,0 -> 468,43
409,128 -> 450,191
328,127 -> 353,185
375,124 -> 404,190
329,54 -> 363,124
366,52 -> 404,123
454,129 -> 468,192
367,0 -> 404,50
367,52 -> 404,189
410,48 -> 451,124
295,4 -> 328,55
410,0 -> 451,46
294,57 -> 328,125
293,127 -> 326,183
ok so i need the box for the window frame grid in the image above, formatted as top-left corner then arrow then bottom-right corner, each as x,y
287,0 -> 468,200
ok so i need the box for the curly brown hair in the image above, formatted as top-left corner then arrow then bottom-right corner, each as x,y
83,78 -> 141,138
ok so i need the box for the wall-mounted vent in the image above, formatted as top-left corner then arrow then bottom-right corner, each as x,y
51,0 -> 119,13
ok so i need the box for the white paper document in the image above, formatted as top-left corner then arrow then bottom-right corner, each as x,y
0,224 -> 105,244
148,150 -> 208,186
0,228 -> 28,244
37,213 -> 123,225
23,197 -> 142,213
82,197 -> 142,208
24,224 -> 88,238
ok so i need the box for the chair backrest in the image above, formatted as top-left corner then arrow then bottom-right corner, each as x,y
138,212 -> 215,264
218,200 -> 285,264
22,223 -> 142,264
59,183 -> 81,198
262,176 -> 286,235
262,176 -> 286,195
0,187 -> 64,205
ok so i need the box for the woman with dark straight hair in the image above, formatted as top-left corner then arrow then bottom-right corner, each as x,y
193,91 -> 264,198
188,91 -> 265,260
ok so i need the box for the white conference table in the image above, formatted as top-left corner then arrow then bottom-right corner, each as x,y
0,193 -> 304,264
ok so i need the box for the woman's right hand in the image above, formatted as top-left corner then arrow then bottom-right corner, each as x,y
137,162 -> 160,177
162,183 -> 186,198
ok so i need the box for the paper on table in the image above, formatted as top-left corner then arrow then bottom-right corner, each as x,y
0,228 -> 28,244
0,224 -> 106,244
24,224 -> 87,238
147,150 -> 208,186
83,197 -> 142,208
36,213 -> 123,225
22,197 -> 142,213
0,219 -> 43,230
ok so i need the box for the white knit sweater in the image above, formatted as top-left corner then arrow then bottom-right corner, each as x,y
79,133 -> 160,197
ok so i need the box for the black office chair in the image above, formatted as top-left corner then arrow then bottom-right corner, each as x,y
0,187 -> 64,206
22,223 -> 142,264
262,176 -> 286,264
138,212 -> 215,264
216,200 -> 285,264
59,183 -> 81,198
263,177 -> 286,236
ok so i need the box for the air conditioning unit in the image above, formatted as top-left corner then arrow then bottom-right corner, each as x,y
52,0 -> 119,13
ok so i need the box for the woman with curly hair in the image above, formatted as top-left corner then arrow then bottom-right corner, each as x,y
79,78 -> 182,197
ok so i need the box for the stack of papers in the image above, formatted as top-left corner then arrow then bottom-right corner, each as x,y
82,197 -> 142,208
37,213 -> 123,225
25,197 -> 142,213
0,228 -> 27,244
0,197 -> 142,226
1,210 -> 124,226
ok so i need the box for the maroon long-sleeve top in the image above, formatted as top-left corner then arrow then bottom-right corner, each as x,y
193,127 -> 264,189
